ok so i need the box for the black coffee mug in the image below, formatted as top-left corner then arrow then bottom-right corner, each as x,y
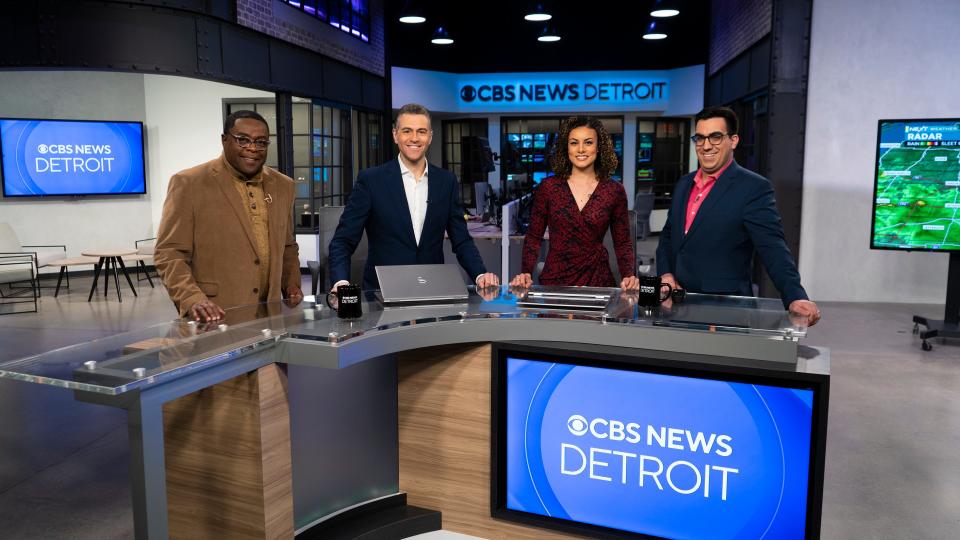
326,283 -> 363,318
638,276 -> 673,307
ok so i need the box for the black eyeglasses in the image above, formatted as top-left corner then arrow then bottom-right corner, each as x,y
690,132 -> 728,146
228,133 -> 271,150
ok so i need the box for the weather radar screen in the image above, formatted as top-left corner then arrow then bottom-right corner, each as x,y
871,118 -> 960,251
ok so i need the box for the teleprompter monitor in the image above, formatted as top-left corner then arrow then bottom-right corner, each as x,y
1,118 -> 146,197
871,118 -> 960,251
492,343 -> 828,539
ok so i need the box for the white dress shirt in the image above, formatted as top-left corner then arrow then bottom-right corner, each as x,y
398,155 -> 429,245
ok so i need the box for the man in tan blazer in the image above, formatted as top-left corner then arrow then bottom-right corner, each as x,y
155,110 -> 302,321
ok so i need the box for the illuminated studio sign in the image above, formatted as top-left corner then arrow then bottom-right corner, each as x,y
391,66 -> 704,114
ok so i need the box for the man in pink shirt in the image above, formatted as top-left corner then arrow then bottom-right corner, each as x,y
656,107 -> 820,325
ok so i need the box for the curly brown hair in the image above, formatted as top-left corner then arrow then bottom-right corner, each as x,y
548,116 -> 619,180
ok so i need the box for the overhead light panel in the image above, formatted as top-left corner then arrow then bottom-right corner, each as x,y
399,15 -> 426,24
643,21 -> 667,40
431,26 -> 454,45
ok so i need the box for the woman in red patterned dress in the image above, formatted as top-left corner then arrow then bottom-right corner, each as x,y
510,116 -> 639,290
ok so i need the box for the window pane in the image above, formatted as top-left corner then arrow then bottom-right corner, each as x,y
312,104 -> 324,135
292,103 -> 310,134
332,138 -> 342,166
266,135 -> 278,168
452,143 -> 461,163
335,109 -> 347,137
322,137 -> 333,163
324,107 -> 333,134
256,104 -> 277,134
332,167 -> 341,197
293,135 -> 311,167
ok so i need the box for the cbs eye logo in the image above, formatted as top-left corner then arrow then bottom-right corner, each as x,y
460,85 -> 477,103
567,414 -> 589,436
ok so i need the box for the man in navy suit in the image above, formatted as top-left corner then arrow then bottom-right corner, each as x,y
328,103 -> 499,292
656,106 -> 821,325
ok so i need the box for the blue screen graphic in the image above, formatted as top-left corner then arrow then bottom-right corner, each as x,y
505,357 -> 814,539
1,119 -> 146,196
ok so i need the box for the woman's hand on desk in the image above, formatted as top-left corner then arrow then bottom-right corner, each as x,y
620,275 -> 640,291
510,273 -> 533,288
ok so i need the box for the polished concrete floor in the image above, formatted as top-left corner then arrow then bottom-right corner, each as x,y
0,272 -> 958,539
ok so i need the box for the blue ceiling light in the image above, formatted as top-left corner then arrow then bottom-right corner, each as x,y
431,26 -> 454,45
642,20 -> 667,40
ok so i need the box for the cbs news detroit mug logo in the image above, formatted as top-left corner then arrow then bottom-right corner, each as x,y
34,143 -> 115,173
561,413 -> 740,500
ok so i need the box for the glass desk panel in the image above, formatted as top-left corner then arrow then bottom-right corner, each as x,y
290,286 -> 809,343
0,301 -> 317,395
0,289 -> 809,395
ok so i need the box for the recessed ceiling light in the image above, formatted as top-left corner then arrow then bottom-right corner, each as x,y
642,33 -> 667,40
651,9 -> 679,17
538,35 -> 561,42
399,15 -> 426,24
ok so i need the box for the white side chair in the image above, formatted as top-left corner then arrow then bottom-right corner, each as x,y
0,254 -> 38,315
0,222 -> 66,296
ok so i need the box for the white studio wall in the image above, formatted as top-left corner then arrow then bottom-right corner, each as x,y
0,70 -> 274,268
0,71 -> 151,261
802,0 -> 960,303
142,74 -> 272,234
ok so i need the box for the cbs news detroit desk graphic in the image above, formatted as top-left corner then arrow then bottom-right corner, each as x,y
504,357 -> 816,539
1,119 -> 145,197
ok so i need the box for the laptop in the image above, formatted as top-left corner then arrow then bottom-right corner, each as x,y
375,264 -> 470,305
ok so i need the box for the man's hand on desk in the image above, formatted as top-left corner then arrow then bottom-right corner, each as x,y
283,285 -> 304,307
509,273 -> 533,288
475,272 -> 500,289
620,275 -> 640,291
660,273 -> 680,291
789,299 -> 821,327
189,299 -> 225,322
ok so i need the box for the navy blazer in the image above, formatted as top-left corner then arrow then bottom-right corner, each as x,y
328,159 -> 487,290
655,162 -> 808,308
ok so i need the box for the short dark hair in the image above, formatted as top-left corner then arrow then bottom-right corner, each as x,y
224,110 -> 269,134
694,106 -> 739,135
394,103 -> 431,127
549,116 -> 619,180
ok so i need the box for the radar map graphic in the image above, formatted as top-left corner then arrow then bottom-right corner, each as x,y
872,120 -> 960,250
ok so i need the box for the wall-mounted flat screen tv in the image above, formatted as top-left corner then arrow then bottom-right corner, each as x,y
871,118 -> 960,251
1,118 -> 146,197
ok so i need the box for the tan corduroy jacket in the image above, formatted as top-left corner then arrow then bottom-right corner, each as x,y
155,157 -> 301,317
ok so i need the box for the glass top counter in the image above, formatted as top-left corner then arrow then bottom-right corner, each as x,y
0,286 -> 810,395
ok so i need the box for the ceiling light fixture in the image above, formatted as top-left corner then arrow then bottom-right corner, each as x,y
650,0 -> 680,17
524,3 -> 552,22
538,25 -> 560,42
398,1 -> 426,24
642,20 -> 667,40
431,26 -> 454,45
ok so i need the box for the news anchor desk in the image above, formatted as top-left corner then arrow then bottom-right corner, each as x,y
0,288 -> 829,540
